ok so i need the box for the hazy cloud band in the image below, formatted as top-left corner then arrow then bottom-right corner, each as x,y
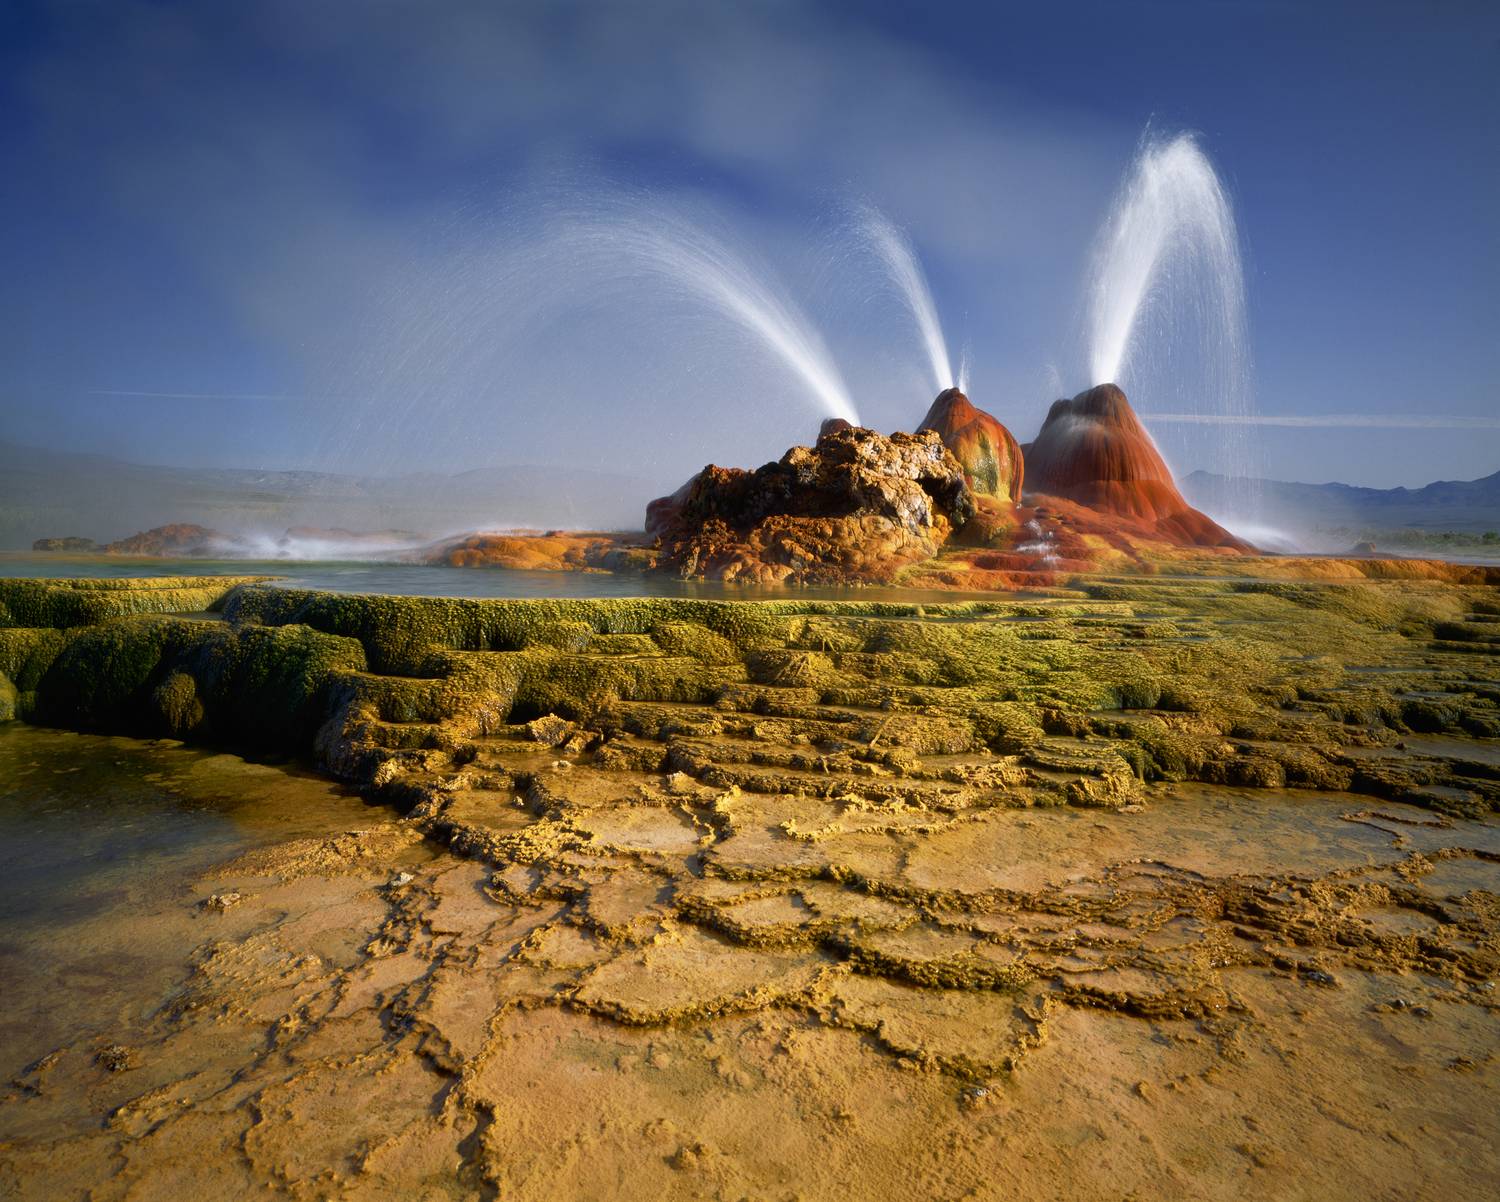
1141,413 -> 1500,430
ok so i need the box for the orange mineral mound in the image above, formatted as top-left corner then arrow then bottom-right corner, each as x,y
917,388 -> 1023,503
427,530 -> 642,572
1023,383 -> 1250,550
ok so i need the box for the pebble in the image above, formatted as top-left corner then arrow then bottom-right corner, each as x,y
95,1044 -> 137,1073
959,1085 -> 991,1110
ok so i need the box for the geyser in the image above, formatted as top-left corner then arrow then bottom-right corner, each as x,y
858,205 -> 957,394
583,207 -> 861,427
1083,129 -> 1258,518
1086,132 -> 1248,392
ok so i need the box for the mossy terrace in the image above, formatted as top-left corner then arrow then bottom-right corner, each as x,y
1,572 -> 1497,1099
3,574 -> 1498,818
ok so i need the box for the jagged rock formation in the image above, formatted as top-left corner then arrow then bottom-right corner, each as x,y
646,385 -> 1252,588
1024,384 -> 1250,549
104,523 -> 227,557
918,388 -> 1024,504
647,425 -> 974,584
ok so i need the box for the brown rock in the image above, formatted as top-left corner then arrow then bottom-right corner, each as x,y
425,531 -> 651,573
917,388 -> 1024,503
1023,384 -> 1251,550
103,524 -> 227,557
650,424 -> 974,584
31,536 -> 97,553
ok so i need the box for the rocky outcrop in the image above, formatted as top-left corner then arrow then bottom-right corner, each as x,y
1023,384 -> 1250,550
104,524 -> 228,557
917,388 -> 1024,503
31,536 -> 97,553
425,531 -> 653,574
648,425 -> 974,584
645,479 -> 694,542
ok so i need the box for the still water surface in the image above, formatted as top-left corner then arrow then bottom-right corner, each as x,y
0,553 -> 994,602
0,726 -> 386,1080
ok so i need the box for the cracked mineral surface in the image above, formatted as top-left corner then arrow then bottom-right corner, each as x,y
0,573 -> 1497,1198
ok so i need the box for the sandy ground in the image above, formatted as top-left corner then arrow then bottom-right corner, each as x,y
0,730 -> 1495,1201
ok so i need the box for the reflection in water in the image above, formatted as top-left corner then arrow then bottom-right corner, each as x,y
0,727 -> 382,1081
0,554 -> 1011,603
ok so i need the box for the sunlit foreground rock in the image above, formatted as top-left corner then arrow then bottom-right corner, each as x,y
1,574 -> 1498,1197
434,385 -> 1244,586
645,424 -> 973,584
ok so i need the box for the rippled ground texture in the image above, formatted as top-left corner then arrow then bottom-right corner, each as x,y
0,574 -> 1497,1198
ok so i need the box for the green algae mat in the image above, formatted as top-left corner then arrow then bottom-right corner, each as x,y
2,574 -> 1497,813
1,574 -> 1498,1198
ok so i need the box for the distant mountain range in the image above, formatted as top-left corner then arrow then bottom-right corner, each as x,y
0,440 -> 656,549
1182,468 -> 1500,538
3,438 -> 1496,552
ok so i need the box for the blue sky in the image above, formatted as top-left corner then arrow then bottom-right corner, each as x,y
1,0 -> 1496,492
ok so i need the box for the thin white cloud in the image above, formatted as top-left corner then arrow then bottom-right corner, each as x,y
13,1 -> 1118,480
88,389 -> 295,402
1140,412 -> 1500,429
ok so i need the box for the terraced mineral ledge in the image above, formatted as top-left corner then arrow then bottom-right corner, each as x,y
1,572 -> 1497,1199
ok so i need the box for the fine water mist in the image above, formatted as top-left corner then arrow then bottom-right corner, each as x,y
311,187 -> 862,510
1087,132 -> 1247,390
570,205 -> 860,426
1084,130 -> 1259,518
856,205 -> 957,394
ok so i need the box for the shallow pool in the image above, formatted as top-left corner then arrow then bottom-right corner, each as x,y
0,553 -> 1004,602
0,726 -> 386,1081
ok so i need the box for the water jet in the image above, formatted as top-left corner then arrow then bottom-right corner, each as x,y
1086,132 -> 1247,391
857,205 -> 958,394
1083,131 -> 1257,506
567,204 -> 862,428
